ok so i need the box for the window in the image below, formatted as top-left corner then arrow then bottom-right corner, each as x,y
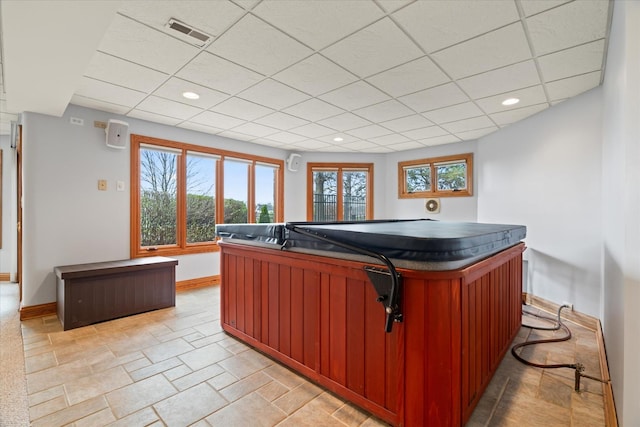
131,135 -> 283,257
398,153 -> 473,198
307,163 -> 373,221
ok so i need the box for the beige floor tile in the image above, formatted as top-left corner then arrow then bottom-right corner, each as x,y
26,359 -> 92,395
154,382 -> 228,427
90,350 -> 145,373
25,351 -> 57,374
190,331 -> 228,348
106,407 -> 159,427
29,394 -> 67,422
107,332 -> 161,357
64,365 -> 133,405
28,385 -> 65,408
361,416 -> 391,426
106,375 -> 177,418
276,402 -> 346,427
154,326 -> 201,343
333,402 -> 370,426
273,381 -> 323,415
129,357 -> 182,382
142,338 -> 194,363
178,342 -> 234,371
220,371 -> 273,402
123,356 -> 152,372
205,392 -> 286,427
30,396 -> 108,427
208,371 -> 239,390
218,350 -> 274,379
72,407 -> 117,427
571,390 -> 606,426
172,363 -> 226,391
256,380 -> 289,402
262,363 -> 305,389
164,364 -> 193,381
536,372 -> 573,409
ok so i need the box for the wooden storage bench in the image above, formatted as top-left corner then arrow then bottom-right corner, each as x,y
55,256 -> 178,330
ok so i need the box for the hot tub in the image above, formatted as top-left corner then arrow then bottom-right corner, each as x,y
216,219 -> 526,426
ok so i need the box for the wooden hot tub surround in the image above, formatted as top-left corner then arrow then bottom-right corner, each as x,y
218,241 -> 524,427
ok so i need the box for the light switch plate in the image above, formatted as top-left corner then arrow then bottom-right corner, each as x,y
116,181 -> 125,192
98,179 -> 107,191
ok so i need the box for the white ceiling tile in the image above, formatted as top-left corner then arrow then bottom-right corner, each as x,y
346,124 -> 394,139
380,114 -> 433,132
369,134 -> 411,145
538,40 -> 606,82
353,100 -> 413,123
190,111 -> 245,129
399,83 -> 469,113
377,0 -> 413,13
254,112 -> 309,130
341,140 -> 380,151
152,77 -> 229,109
476,85 -> 548,114
176,52 -> 263,95
252,1 -> 384,50
237,79 -> 310,110
273,54 -> 358,96
211,97 -> 274,121
402,126 -> 449,140
440,116 -> 495,133
70,94 -> 131,115
217,130 -> 255,141
136,96 -> 203,120
117,0 -> 244,37
364,146 -> 394,153
366,56 -> 450,97
423,102 -> 485,124
392,1 -> 519,52
455,126 -> 499,140
419,135 -> 462,146
520,0 -> 571,17
317,113 -> 372,132
231,122 -> 279,138
314,145 -> 353,153
98,15 -> 200,74
490,103 -> 549,126
432,23 -> 532,80
127,109 -> 183,126
457,60 -> 541,99
322,18 -> 423,78
319,81 -> 389,111
264,132 -> 308,144
251,138 -> 288,148
233,0 -> 260,10
551,99 -> 567,106
388,141 -> 425,151
289,123 -> 335,138
207,14 -> 312,75
84,52 -> 168,93
283,98 -> 345,122
526,0 -> 609,56
292,139 -> 333,150
177,121 -> 223,135
545,71 -> 601,101
76,77 -> 147,107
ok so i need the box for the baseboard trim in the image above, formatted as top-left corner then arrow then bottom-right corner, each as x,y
596,322 -> 618,427
176,275 -> 219,292
0,272 -> 11,281
20,302 -> 57,320
522,292 -> 598,331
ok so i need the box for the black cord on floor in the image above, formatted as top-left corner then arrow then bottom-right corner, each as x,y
511,304 -> 608,391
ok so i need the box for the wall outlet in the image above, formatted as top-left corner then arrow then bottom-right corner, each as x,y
70,117 -> 84,126
98,179 -> 107,191
562,301 -> 574,311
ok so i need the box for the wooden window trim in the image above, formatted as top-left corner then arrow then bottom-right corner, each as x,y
130,134 -> 284,258
398,153 -> 473,199
306,162 -> 374,221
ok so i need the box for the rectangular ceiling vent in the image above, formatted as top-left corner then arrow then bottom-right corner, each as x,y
165,18 -> 211,47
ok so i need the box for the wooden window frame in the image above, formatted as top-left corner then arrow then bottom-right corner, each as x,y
306,163 -> 374,221
130,134 -> 284,258
398,153 -> 473,199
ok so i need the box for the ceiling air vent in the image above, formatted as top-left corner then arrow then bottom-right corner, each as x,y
165,18 -> 211,47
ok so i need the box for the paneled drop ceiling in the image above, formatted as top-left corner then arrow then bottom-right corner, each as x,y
0,0 -> 612,152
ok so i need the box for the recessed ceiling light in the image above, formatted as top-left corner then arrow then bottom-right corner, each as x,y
501,97 -> 520,106
333,137 -> 344,142
182,91 -> 200,100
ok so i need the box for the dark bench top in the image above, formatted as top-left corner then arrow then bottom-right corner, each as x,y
55,257 -> 178,280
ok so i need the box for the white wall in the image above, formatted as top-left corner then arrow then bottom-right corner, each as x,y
601,1 -> 640,424
0,136 -> 15,276
383,140 -> 478,221
21,104 -> 288,307
476,88 -> 603,317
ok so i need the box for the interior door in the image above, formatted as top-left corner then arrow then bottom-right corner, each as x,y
17,125 -> 22,301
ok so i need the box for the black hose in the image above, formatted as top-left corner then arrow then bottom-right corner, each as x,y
511,304 -> 608,391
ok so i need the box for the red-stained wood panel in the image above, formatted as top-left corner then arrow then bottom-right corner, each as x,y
252,259 -> 261,341
320,272 -> 331,377
328,275 -> 347,385
403,277 -> 425,426
290,267 -> 304,364
261,261 -> 269,346
236,256 -> 245,332
227,254 -> 237,328
268,263 -> 280,350
244,258 -> 254,337
278,265 -> 292,357
303,269 -> 319,369
346,278 -> 365,395
364,283 -> 386,407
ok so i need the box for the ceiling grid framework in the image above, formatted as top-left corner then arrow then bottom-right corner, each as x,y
0,0 -> 612,152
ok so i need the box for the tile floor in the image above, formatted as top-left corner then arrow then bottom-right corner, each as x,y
16,285 -> 606,426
